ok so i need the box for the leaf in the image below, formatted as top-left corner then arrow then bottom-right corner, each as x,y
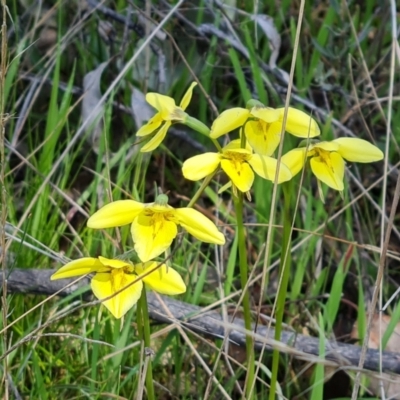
251,14 -> 291,85
251,14 -> 281,68
137,13 -> 166,41
351,314 -> 400,398
198,24 -> 249,58
310,313 -> 325,400
130,87 -> 156,130
220,0 -> 237,21
81,62 -> 108,152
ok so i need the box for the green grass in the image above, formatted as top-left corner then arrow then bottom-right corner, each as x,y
1,0 -> 398,399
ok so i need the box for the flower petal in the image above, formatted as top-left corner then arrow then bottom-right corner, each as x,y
333,138 -> 384,162
182,153 -> 221,181
248,155 -> 292,183
87,200 -> 145,229
136,262 -> 186,294
310,151 -> 344,191
174,208 -> 225,244
140,121 -> 171,152
51,257 -> 103,280
277,107 -> 320,138
131,212 -> 178,262
244,120 -> 281,156
91,270 -> 142,319
146,93 -> 176,119
98,256 -> 133,270
179,82 -> 197,110
280,148 -> 308,177
222,139 -> 252,152
210,108 -> 250,138
313,141 -> 339,152
221,158 -> 254,192
136,113 -> 163,137
147,203 -> 175,213
250,106 -> 280,123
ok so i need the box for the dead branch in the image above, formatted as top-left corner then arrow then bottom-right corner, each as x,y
2,268 -> 400,375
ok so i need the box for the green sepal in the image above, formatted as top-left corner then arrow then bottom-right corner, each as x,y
246,99 -> 265,109
184,116 -> 211,136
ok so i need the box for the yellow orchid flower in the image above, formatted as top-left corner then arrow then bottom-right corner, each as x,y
50,256 -> 186,319
136,82 -> 197,152
87,195 -> 225,262
209,105 -> 320,155
182,139 -> 292,193
281,138 -> 384,191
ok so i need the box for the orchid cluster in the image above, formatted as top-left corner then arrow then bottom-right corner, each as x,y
51,81 -> 383,320
51,193 -> 225,318
137,82 -> 383,194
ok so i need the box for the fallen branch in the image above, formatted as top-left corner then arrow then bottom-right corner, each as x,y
2,268 -> 400,375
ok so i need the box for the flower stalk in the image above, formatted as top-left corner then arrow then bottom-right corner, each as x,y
269,182 -> 293,400
137,287 -> 155,400
187,171 -> 218,208
234,192 -> 255,399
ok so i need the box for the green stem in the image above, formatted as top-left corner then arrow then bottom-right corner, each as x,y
187,171 -> 217,208
234,192 -> 255,399
183,116 -> 222,152
137,287 -> 155,400
211,139 -> 222,152
269,182 -> 292,400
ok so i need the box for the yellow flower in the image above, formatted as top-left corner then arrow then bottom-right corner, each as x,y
209,106 -> 320,155
50,256 -> 186,319
87,195 -> 225,262
136,82 -> 197,152
182,139 -> 292,193
281,138 -> 384,191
